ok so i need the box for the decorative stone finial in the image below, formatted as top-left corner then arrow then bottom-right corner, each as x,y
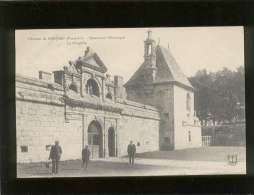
147,29 -> 152,40
85,46 -> 90,56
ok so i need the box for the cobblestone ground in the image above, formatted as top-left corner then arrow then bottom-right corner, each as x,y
17,146 -> 246,178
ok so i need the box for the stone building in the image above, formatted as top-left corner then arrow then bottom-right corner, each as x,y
16,31 -> 201,163
125,30 -> 201,150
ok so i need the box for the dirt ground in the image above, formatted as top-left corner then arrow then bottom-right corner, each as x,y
17,146 -> 246,178
135,146 -> 246,162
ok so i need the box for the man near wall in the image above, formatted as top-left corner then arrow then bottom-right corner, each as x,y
82,145 -> 91,169
49,140 -> 62,174
127,141 -> 136,166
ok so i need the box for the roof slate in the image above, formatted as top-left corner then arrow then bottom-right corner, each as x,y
125,45 -> 193,89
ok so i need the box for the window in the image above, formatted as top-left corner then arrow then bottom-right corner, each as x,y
69,82 -> 78,93
186,93 -> 191,112
86,79 -> 100,97
148,44 -> 152,55
137,142 -> 140,146
21,146 -> 28,152
188,131 -> 191,142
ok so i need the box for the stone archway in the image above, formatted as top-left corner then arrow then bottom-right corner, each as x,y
108,127 -> 116,157
86,78 -> 100,97
88,120 -> 103,159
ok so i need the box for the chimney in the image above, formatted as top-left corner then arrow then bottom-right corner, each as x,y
147,29 -> 152,40
114,75 -> 126,99
39,71 -> 52,82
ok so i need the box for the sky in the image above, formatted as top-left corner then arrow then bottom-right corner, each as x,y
15,27 -> 244,82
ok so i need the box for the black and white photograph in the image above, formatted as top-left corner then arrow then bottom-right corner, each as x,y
15,27 -> 246,178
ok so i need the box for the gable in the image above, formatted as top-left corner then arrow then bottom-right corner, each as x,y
76,52 -> 108,73
85,57 -> 100,67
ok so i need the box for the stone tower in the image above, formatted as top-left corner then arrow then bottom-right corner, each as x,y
144,30 -> 157,84
125,31 -> 201,150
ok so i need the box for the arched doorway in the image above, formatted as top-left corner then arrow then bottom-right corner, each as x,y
108,127 -> 116,157
88,120 -> 103,159
86,78 -> 100,97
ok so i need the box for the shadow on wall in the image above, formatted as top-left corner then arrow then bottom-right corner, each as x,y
159,120 -> 174,151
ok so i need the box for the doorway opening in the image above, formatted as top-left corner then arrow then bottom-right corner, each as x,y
88,120 -> 103,158
108,127 -> 116,157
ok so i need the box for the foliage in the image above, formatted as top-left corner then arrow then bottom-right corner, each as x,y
189,66 -> 245,125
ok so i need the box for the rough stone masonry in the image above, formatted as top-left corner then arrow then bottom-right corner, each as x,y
16,31 -> 201,163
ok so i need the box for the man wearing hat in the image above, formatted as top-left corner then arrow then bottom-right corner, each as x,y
49,140 -> 62,174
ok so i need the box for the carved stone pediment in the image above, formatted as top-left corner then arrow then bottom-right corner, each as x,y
76,47 -> 108,73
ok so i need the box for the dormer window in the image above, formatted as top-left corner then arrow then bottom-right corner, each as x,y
86,78 -> 100,97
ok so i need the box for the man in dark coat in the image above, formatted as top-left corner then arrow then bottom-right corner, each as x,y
49,140 -> 62,174
82,145 -> 91,169
127,141 -> 136,165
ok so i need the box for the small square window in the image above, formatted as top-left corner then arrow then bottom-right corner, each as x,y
137,142 -> 140,146
21,146 -> 28,153
188,131 -> 191,142
46,145 -> 51,151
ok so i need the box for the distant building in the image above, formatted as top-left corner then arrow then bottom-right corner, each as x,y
16,31 -> 201,163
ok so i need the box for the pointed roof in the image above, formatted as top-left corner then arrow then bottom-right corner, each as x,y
157,46 -> 192,88
124,45 -> 193,89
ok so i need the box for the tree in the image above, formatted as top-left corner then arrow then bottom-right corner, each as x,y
189,66 -> 245,125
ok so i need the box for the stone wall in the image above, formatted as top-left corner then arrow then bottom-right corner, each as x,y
16,75 -> 83,163
202,123 -> 246,146
16,101 -> 83,162
117,99 -> 160,156
152,84 -> 175,149
16,75 -> 160,163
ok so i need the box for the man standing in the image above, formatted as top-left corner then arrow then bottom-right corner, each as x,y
49,140 -> 62,174
82,145 -> 91,169
127,141 -> 136,166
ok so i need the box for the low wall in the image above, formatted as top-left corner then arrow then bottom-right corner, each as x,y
202,123 -> 246,146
